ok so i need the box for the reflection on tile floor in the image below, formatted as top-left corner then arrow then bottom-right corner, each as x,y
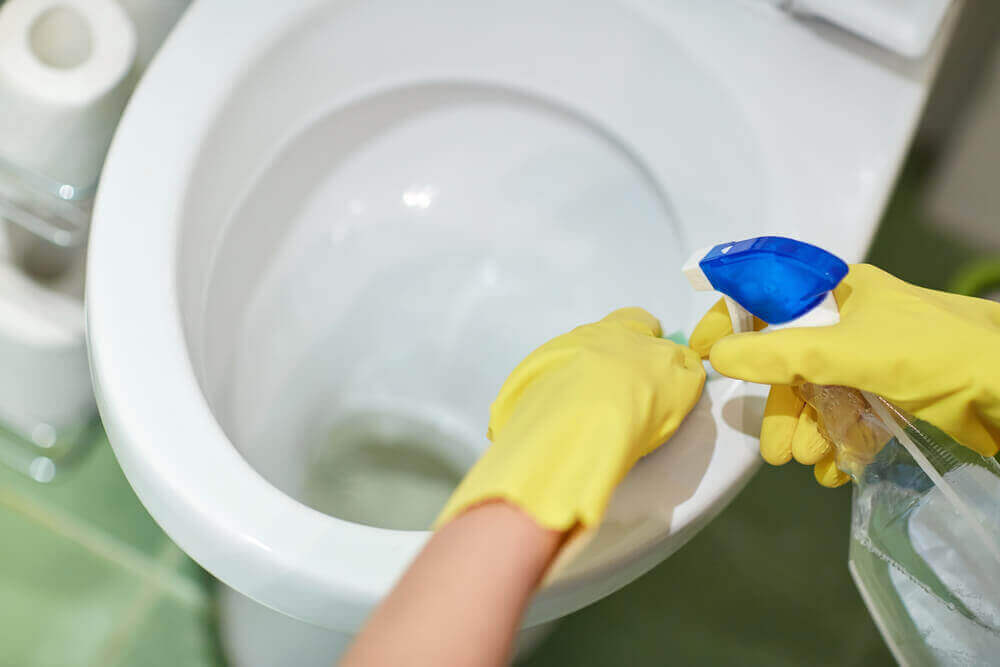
0,439 -> 219,667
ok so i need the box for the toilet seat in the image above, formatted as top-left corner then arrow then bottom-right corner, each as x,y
87,0 -> 906,631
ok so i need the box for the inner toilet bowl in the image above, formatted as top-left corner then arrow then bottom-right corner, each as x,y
89,0 -> 788,638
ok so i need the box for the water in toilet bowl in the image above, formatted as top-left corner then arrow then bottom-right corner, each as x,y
301,409 -> 475,530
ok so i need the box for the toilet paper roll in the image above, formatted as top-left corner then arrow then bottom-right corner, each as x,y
0,0 -> 137,192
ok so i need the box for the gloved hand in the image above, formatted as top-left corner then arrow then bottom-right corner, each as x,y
691,264 -> 1000,487
435,308 -> 705,531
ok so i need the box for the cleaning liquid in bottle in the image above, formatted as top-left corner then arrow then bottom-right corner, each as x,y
684,236 -> 1000,666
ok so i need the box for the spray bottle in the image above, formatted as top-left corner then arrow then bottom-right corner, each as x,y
684,236 -> 1000,666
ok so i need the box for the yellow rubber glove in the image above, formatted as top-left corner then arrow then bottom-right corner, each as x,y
691,264 -> 1000,487
435,307 -> 706,531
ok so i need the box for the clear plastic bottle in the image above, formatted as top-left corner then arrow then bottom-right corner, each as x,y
683,236 -> 1000,663
799,384 -> 1000,665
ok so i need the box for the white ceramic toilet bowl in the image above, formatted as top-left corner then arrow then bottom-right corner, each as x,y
87,0 -> 947,661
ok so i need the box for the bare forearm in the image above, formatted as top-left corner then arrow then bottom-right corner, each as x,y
340,502 -> 564,667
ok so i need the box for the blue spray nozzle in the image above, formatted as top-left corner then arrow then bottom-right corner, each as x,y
699,236 -> 848,324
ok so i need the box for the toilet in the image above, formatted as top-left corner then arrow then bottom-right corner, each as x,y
86,0 -> 950,663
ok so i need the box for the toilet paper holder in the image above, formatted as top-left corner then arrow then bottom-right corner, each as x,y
0,0 -> 139,480
0,157 -> 98,482
0,0 -> 139,277
0,0 -> 191,481
0,156 -> 91,279
0,0 -> 194,482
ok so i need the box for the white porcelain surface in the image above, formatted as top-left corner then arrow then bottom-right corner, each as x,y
88,0 -> 945,634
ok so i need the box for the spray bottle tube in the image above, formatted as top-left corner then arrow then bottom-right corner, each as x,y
684,237 -> 1000,665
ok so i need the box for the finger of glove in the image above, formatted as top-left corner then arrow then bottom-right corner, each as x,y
600,307 -> 662,337
707,263 -> 927,388
690,298 -> 766,359
790,404 -> 834,465
709,324 -> 864,388
690,299 -> 732,359
759,385 -> 805,465
974,413 -> 1000,457
813,454 -> 851,488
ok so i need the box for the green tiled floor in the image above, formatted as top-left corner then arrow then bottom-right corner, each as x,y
0,437 -> 219,667
11,439 -> 168,559
116,595 -> 220,667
